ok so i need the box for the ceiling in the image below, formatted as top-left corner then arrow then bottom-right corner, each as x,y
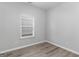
27,2 -> 62,10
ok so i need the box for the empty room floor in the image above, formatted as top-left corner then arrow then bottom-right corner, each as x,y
0,42 -> 79,57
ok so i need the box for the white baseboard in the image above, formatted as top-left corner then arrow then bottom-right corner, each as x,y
1,40 -> 79,56
46,40 -> 79,55
0,40 -> 45,54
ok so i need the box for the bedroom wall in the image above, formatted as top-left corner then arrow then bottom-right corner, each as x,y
0,2 -> 45,52
47,2 -> 79,53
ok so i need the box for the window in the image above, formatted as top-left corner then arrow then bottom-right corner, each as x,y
20,15 -> 34,38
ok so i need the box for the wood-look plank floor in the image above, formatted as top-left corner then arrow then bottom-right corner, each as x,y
0,42 -> 79,57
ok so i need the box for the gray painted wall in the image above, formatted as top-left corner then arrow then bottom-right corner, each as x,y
0,2 -> 45,52
47,2 -> 79,53
1,2 -> 79,54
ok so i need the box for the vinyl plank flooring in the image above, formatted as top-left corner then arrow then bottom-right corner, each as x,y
0,42 -> 79,57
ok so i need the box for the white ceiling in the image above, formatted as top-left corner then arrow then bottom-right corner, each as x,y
30,2 -> 62,10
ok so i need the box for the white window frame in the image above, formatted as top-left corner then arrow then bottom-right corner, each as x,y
20,15 -> 35,39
